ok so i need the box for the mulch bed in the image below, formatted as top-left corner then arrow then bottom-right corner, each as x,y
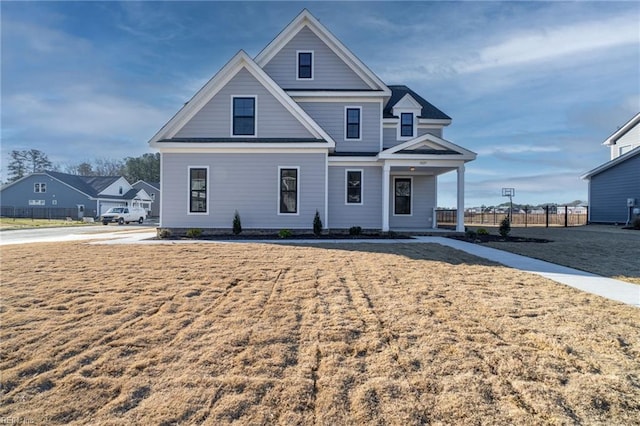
159,233 -> 415,241
449,234 -> 552,244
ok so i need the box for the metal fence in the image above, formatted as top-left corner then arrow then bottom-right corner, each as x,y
437,206 -> 588,227
1,206 -> 80,220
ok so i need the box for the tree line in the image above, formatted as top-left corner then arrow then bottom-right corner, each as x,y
5,149 -> 160,184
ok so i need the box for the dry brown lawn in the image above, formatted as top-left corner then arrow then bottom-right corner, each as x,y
1,241 -> 639,425
470,225 -> 640,285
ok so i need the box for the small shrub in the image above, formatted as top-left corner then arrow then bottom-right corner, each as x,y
313,210 -> 323,236
632,217 -> 640,230
232,210 -> 242,235
278,229 -> 292,239
465,229 -> 477,239
499,217 -> 511,238
477,228 -> 489,235
158,228 -> 172,239
349,226 -> 362,236
186,228 -> 202,239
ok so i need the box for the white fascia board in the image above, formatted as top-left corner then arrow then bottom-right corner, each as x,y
382,159 -> 467,168
392,93 -> 422,110
254,10 -> 390,95
380,133 -> 477,159
581,146 -> 640,179
603,112 -> 640,146
378,153 -> 476,162
158,147 -> 330,155
289,91 -> 387,99
149,50 -> 335,148
418,118 -> 452,126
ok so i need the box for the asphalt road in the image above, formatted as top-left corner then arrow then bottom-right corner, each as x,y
0,223 -> 157,246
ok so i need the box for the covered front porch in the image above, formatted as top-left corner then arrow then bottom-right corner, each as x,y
378,133 -> 476,233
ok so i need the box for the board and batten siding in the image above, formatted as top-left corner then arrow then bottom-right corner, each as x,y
388,175 -> 436,229
174,69 -> 315,139
298,102 -> 381,153
262,27 -> 370,90
161,152 -> 326,229
589,153 -> 640,223
327,166 -> 382,229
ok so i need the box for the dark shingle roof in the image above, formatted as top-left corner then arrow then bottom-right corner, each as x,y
158,138 -> 325,143
383,85 -> 451,120
46,171 -> 120,197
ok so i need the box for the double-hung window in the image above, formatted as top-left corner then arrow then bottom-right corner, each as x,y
189,167 -> 208,213
346,170 -> 362,204
232,97 -> 256,136
394,178 -> 412,215
279,167 -> 299,214
297,51 -> 313,79
34,183 -> 46,193
401,113 -> 414,137
345,107 -> 361,140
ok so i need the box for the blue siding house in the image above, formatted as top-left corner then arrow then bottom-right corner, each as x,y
582,112 -> 640,224
0,171 -> 153,219
150,10 -> 476,232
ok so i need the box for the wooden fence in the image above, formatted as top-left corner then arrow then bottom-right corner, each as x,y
437,206 -> 588,227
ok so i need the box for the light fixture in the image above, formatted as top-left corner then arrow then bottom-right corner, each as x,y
409,167 -> 415,172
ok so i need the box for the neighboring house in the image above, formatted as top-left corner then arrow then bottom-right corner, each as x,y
582,112 -> 640,224
132,180 -> 160,217
149,10 -> 476,232
0,171 -> 153,219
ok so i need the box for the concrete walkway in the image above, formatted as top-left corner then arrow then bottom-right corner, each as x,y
90,233 -> 640,308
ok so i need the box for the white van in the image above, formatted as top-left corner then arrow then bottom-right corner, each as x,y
100,207 -> 147,225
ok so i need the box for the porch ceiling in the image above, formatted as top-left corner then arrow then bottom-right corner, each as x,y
388,165 -> 457,176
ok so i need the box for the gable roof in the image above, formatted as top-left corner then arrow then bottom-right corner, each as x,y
254,9 -> 390,95
149,50 -> 334,148
384,86 -> 451,121
603,112 -> 640,146
378,133 -> 476,161
581,145 -> 640,179
46,171 -> 121,198
132,180 -> 160,190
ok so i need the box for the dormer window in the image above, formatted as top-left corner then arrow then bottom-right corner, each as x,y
297,51 -> 313,80
401,113 -> 414,137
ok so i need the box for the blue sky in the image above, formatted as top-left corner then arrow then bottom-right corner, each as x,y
2,1 -> 638,207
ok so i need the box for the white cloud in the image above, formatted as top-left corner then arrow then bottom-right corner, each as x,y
457,15 -> 639,73
476,145 -> 562,156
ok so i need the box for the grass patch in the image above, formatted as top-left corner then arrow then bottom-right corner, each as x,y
1,241 -> 639,424
0,218 -> 94,230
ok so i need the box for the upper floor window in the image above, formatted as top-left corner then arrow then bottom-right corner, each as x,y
401,113 -> 414,137
189,167 -> 208,214
232,97 -> 256,136
34,183 -> 46,193
297,51 -> 313,79
345,107 -> 361,140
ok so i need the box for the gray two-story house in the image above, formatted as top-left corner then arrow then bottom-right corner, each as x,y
150,10 -> 475,233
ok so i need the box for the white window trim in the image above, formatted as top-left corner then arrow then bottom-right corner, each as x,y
187,165 -> 210,215
296,50 -> 314,81
344,106 -> 362,141
230,95 -> 258,138
395,109 -> 419,141
392,176 -> 413,216
345,169 -> 364,205
34,183 -> 46,193
278,166 -> 300,216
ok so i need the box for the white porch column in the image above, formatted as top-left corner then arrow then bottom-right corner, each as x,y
456,164 -> 465,232
382,163 -> 390,232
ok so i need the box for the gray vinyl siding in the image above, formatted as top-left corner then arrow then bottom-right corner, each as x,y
389,175 -> 436,229
589,153 -> 640,223
175,69 -> 315,139
327,166 -> 382,229
262,27 -> 370,90
298,102 -> 381,152
383,126 -> 443,149
0,174 -> 99,216
161,152 -> 326,229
